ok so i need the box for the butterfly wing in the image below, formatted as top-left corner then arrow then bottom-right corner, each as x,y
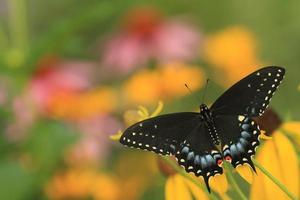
211,66 -> 285,171
120,112 -> 200,155
120,112 -> 222,192
211,66 -> 285,117
214,115 -> 260,171
175,123 -> 223,192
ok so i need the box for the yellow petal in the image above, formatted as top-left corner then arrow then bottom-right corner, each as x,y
250,131 -> 299,200
260,130 -> 272,140
282,122 -> 300,146
183,177 -> 209,200
249,166 -> 266,200
219,193 -> 231,200
149,101 -> 164,118
137,105 -> 149,119
235,165 -> 254,184
272,131 -> 299,197
165,174 -> 192,200
123,110 -> 142,126
110,130 -> 123,141
210,173 -> 228,194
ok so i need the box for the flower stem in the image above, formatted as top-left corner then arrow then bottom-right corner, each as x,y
223,163 -> 248,200
252,159 -> 297,200
8,0 -> 29,51
0,22 -> 9,49
161,156 -> 220,200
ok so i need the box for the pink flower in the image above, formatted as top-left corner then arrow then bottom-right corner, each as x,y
29,56 -> 97,112
5,95 -> 36,141
65,115 -> 122,166
102,8 -> 201,73
4,57 -> 98,141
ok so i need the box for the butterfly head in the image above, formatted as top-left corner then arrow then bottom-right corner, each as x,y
199,104 -> 209,112
200,104 -> 213,122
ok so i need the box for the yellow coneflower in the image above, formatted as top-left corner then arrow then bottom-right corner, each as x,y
204,26 -> 261,87
248,109 -> 299,200
250,130 -> 299,200
122,63 -> 205,105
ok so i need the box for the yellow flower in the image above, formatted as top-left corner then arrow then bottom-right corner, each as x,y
204,26 -> 261,86
117,102 -> 299,199
123,63 -> 205,105
123,70 -> 161,105
282,121 -> 300,147
46,169 -> 120,200
110,101 -> 163,141
47,87 -> 117,120
250,128 -> 299,200
166,174 -> 208,200
161,159 -> 229,199
160,63 -> 204,97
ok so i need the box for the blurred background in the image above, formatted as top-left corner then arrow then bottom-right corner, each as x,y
1,0 -> 300,200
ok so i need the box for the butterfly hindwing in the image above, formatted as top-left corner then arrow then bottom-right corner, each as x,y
211,66 -> 285,117
175,123 -> 223,192
215,115 -> 260,171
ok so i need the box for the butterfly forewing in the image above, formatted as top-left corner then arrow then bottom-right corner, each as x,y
211,66 -> 285,117
120,112 -> 199,155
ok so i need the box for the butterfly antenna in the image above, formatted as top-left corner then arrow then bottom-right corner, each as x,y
185,83 -> 201,103
201,79 -> 210,104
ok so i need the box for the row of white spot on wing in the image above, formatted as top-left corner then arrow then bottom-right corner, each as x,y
240,116 -> 260,156
176,146 -> 222,177
222,116 -> 261,167
121,131 -> 173,155
256,68 -> 284,116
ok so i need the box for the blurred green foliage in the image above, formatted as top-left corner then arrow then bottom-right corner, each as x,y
1,0 -> 300,200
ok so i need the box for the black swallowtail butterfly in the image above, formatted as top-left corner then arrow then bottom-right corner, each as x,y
120,66 -> 285,192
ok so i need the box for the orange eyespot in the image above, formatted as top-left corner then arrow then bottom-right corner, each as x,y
217,159 -> 223,166
224,155 -> 232,161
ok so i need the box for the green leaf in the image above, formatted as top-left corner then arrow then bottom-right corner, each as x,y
0,161 -> 35,200
23,120 -> 78,177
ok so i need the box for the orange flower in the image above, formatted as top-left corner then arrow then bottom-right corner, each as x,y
123,70 -> 161,105
46,169 -> 120,200
47,87 -> 117,120
123,63 -> 205,105
204,26 -> 261,86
